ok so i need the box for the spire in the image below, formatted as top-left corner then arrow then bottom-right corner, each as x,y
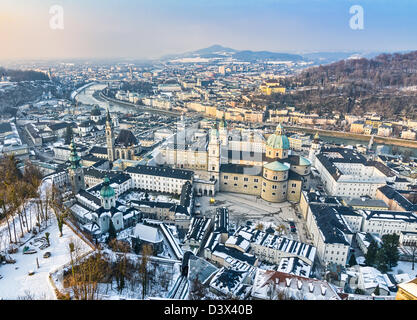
69,138 -> 81,169
275,123 -> 284,135
106,106 -> 112,125
313,132 -> 320,142
219,114 -> 227,128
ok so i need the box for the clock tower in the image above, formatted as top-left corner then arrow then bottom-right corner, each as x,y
106,107 -> 115,163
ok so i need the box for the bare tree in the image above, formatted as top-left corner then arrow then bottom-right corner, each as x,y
404,240 -> 417,271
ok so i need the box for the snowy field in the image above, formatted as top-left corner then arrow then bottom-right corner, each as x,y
390,261 -> 417,281
0,178 -> 92,300
0,221 -> 92,299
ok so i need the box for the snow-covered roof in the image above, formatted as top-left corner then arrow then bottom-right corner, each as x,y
133,223 -> 163,243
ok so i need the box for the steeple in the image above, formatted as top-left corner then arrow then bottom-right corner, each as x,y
106,106 -> 112,125
69,138 -> 81,169
105,106 -> 115,163
68,138 -> 85,194
275,123 -> 284,135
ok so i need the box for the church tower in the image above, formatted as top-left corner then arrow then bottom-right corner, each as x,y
219,115 -> 228,147
105,107 -> 115,163
309,132 -> 321,167
208,122 -> 221,185
68,138 -> 85,194
100,176 -> 116,210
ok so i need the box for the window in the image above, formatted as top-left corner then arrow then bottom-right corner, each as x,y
244,185 -> 248,188
244,177 -> 248,182
254,178 -> 259,182
224,176 -> 228,180
234,183 -> 237,187
234,177 -> 238,181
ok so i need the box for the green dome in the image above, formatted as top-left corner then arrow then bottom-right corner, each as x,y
100,176 -> 115,199
299,156 -> 311,166
266,123 -> 290,150
264,161 -> 290,172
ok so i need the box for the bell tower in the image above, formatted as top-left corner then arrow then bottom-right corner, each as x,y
68,138 -> 85,194
105,107 -> 115,163
208,122 -> 220,185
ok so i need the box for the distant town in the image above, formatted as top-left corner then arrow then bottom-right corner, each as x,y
1,45 -> 417,301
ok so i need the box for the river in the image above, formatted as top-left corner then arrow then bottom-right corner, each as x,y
76,84 -> 417,157
319,135 -> 417,157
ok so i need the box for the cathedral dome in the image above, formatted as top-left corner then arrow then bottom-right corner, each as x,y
266,123 -> 290,150
264,161 -> 290,172
100,176 -> 115,199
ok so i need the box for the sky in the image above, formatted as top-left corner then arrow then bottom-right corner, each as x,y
0,0 -> 417,60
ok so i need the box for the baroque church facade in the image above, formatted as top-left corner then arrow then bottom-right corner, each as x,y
159,121 -> 311,202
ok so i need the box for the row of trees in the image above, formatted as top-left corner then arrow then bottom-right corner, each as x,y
64,238 -> 173,300
0,156 -> 44,246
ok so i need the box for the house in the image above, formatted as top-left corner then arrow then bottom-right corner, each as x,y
251,269 -> 342,300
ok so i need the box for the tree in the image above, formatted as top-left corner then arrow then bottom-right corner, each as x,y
45,232 -> 50,246
381,234 -> 400,270
365,240 -> 379,266
275,224 -> 286,235
375,249 -> 389,273
107,220 -> 117,243
139,244 -> 153,299
403,241 -> 417,271
189,277 -> 206,300
348,254 -> 357,267
255,223 -> 264,231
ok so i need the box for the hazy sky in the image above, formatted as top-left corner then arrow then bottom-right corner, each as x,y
1,0 -> 417,60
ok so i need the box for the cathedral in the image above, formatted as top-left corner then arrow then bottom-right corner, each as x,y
159,121 -> 312,202
104,108 -> 142,162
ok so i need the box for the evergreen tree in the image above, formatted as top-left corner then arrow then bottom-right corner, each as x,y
107,220 -> 117,242
381,234 -> 400,270
375,248 -> 389,273
348,254 -> 357,267
365,240 -> 378,266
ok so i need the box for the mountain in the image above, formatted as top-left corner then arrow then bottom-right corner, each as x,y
233,50 -> 304,62
300,52 -> 382,65
0,67 -> 50,82
161,45 -> 305,62
264,50 -> 417,118
193,44 -> 237,55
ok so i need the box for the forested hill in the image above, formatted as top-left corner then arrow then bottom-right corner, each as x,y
0,67 -> 50,82
266,51 -> 417,119
295,51 -> 417,88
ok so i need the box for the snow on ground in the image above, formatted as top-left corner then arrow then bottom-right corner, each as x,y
389,261 -> 417,281
0,178 -> 92,299
0,221 -> 92,299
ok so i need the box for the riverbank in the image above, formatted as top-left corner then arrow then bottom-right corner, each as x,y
285,125 -> 417,149
98,91 -> 181,117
